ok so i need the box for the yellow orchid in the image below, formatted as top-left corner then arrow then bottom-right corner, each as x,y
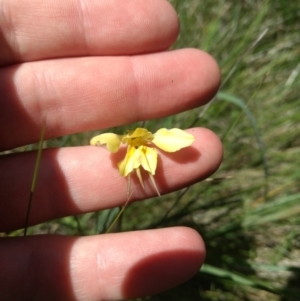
90,127 -> 194,196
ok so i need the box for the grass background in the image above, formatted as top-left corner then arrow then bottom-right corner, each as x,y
12,0 -> 300,300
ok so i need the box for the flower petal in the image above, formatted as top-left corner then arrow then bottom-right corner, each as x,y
129,128 -> 153,139
118,146 -> 137,176
90,133 -> 122,153
118,146 -> 157,177
140,146 -> 157,175
152,128 -> 195,152
122,128 -> 154,147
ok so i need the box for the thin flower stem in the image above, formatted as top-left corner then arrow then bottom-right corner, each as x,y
24,123 -> 45,236
105,206 -> 126,234
106,176 -> 132,233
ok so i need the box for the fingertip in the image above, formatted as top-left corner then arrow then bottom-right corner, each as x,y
157,0 -> 180,47
122,227 -> 205,299
183,48 -> 221,105
191,127 -> 223,173
169,226 -> 206,268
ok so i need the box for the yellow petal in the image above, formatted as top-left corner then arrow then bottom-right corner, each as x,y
118,146 -> 157,176
118,146 -> 159,195
129,128 -> 153,139
152,128 -> 195,152
118,146 -> 137,176
122,128 -> 153,147
90,133 -> 122,153
139,146 -> 157,175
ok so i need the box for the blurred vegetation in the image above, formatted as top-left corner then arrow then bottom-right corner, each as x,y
10,0 -> 300,300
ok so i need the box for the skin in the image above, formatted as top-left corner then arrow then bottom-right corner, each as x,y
0,0 -> 223,300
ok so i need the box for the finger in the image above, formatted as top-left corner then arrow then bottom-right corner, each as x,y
0,48 -> 220,150
0,0 -> 178,66
0,227 -> 205,301
0,128 -> 222,232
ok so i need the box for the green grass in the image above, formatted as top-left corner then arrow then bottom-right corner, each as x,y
13,0 -> 300,300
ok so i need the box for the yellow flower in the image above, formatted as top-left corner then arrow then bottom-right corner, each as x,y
90,128 -> 194,196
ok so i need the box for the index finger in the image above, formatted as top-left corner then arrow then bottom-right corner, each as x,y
0,0 -> 179,66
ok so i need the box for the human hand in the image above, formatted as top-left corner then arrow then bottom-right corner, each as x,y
0,0 -> 222,300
